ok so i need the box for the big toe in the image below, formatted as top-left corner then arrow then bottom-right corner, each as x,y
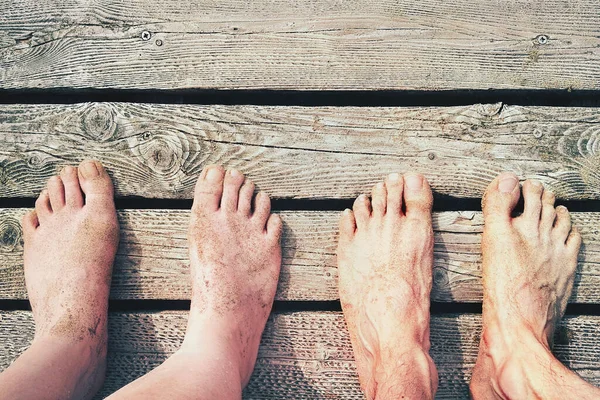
78,160 -> 114,204
482,172 -> 520,222
192,165 -> 225,212
403,172 -> 433,218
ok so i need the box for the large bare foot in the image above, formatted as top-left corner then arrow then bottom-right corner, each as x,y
107,165 -> 282,400
337,173 -> 438,400
0,160 -> 118,399
471,173 -> 600,399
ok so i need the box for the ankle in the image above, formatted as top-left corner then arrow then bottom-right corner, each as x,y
473,324 -> 551,399
368,343 -> 437,400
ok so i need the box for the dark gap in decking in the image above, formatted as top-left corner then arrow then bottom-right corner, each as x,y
2,196 -> 600,213
0,300 -> 598,316
1,88 -> 600,107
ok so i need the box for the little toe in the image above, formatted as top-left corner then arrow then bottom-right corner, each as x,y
521,180 -> 544,222
553,206 -> 572,243
60,166 -> 84,208
266,213 -> 283,242
222,169 -> 245,212
352,194 -> 372,229
238,179 -> 255,216
21,210 -> 39,237
47,175 -> 66,211
385,173 -> 404,216
339,208 -> 357,240
78,160 -> 115,206
35,189 -> 52,220
482,172 -> 520,223
192,165 -> 225,213
370,181 -> 387,217
252,191 -> 272,228
403,172 -> 433,218
566,227 -> 582,252
540,190 -> 557,234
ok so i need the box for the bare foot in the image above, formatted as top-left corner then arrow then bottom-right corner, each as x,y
470,173 -> 597,399
337,173 -> 438,400
106,165 -> 282,400
0,160 -> 118,399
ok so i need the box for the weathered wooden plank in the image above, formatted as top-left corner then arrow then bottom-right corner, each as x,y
2,208 -> 599,303
0,311 -> 598,399
1,103 -> 600,199
1,0 -> 599,90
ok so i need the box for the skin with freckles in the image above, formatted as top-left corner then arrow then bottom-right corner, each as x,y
471,173 -> 600,400
337,172 -> 438,400
0,160 -> 119,400
108,165 -> 282,400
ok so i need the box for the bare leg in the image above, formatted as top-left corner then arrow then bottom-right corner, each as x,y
108,166 -> 282,400
0,161 -> 119,400
337,173 -> 438,400
471,173 -> 600,399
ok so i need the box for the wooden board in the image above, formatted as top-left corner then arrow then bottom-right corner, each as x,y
1,103 -> 600,200
1,0 -> 599,90
2,208 -> 600,303
0,311 -> 598,399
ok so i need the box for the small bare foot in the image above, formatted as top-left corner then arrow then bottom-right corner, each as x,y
0,160 -> 118,399
337,173 -> 438,400
106,165 -> 282,400
470,173 -> 598,399
184,165 -> 282,385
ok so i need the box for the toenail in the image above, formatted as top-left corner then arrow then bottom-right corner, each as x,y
62,166 -> 75,175
229,169 -> 241,178
388,173 -> 400,182
498,175 -> 518,193
206,167 -> 221,181
530,180 -> 542,187
557,205 -> 568,214
358,194 -> 368,201
80,161 -> 99,178
405,174 -> 424,191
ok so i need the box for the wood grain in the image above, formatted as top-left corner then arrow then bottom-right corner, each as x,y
2,208 -> 600,303
1,103 -> 600,199
1,0 -> 599,90
0,311 -> 598,399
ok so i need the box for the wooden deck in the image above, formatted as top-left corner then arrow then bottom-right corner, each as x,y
1,1 -> 600,399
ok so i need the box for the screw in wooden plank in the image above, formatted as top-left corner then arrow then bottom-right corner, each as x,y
155,39 -> 163,46
536,35 -> 548,45
141,31 -> 151,41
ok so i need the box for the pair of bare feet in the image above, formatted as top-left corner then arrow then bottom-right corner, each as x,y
0,161 -> 597,399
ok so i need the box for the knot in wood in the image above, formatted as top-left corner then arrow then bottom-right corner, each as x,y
0,218 -> 22,250
82,105 -> 117,142
134,131 -> 189,179
432,266 -> 449,289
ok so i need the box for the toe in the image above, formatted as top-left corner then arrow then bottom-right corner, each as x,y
47,175 -> 65,211
35,189 -> 52,220
566,226 -> 582,252
553,206 -> 572,243
540,190 -> 557,234
21,210 -> 39,237
78,160 -> 115,205
252,191 -> 271,228
385,173 -> 404,216
266,213 -> 283,241
192,165 -> 225,213
60,165 -> 84,208
339,208 -> 357,240
482,172 -> 520,223
222,169 -> 245,212
403,172 -> 433,218
238,179 -> 255,216
370,181 -> 387,217
521,180 -> 544,222
352,194 -> 371,229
